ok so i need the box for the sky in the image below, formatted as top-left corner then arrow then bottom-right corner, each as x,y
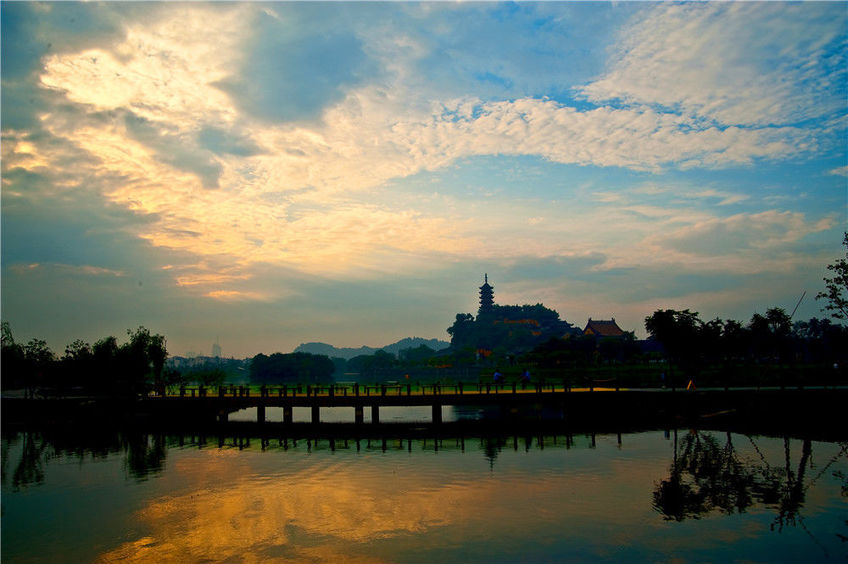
1,2 -> 846,359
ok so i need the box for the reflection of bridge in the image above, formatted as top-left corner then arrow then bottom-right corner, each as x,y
145,384 -> 848,428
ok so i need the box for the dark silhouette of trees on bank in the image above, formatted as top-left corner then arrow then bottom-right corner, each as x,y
1,323 -> 170,397
642,307 -> 848,385
447,303 -> 574,360
521,332 -> 641,369
249,352 -> 335,384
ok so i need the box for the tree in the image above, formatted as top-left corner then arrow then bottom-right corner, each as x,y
346,350 -> 396,379
61,339 -> 94,392
816,232 -> 848,319
446,313 -> 475,347
113,327 -> 168,396
1,322 -> 26,390
700,318 -> 725,364
0,321 -> 56,397
598,332 -> 639,363
22,338 -> 55,398
398,344 -> 435,365
721,319 -> 747,361
1,321 -> 15,348
523,334 -> 596,368
188,368 -> 226,387
92,336 -> 119,393
447,304 -> 573,357
250,352 -> 335,384
748,308 -> 793,362
644,309 -> 703,376
793,317 -> 848,364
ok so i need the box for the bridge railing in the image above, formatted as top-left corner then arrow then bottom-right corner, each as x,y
161,377 -> 628,399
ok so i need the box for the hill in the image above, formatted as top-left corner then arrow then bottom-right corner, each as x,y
294,337 -> 449,360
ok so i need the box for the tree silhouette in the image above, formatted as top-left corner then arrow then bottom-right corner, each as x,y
645,309 -> 703,381
817,232 -> 848,319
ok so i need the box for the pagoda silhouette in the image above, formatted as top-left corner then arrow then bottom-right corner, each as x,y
478,274 -> 494,315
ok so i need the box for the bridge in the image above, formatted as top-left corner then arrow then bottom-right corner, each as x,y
140,382 -> 848,429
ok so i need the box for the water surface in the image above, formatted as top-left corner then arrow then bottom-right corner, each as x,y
2,423 -> 846,563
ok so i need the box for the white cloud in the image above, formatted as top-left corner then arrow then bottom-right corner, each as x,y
580,3 -> 847,127
39,6 -> 247,128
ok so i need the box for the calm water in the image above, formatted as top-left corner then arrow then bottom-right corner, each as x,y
2,417 -> 846,563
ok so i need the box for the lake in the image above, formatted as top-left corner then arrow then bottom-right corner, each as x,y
2,413 -> 846,563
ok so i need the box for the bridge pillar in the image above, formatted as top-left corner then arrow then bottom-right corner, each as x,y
257,404 -> 266,424
218,411 -> 228,423
311,405 -> 320,424
432,403 -> 442,424
354,405 -> 364,425
372,405 -> 380,424
283,406 -> 293,424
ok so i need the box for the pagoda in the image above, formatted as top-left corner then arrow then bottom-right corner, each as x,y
478,274 -> 494,315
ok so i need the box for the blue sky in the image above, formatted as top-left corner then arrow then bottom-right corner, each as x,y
2,2 -> 846,358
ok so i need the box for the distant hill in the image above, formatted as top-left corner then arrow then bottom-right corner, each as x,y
294,337 -> 449,360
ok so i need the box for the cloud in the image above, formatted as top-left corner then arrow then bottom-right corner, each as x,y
122,113 -> 223,189
204,290 -> 270,302
691,190 -> 749,207
579,3 -> 847,127
18,2 -> 837,294
216,5 -> 377,124
40,35 -> 238,127
653,210 -> 836,262
500,253 -> 609,283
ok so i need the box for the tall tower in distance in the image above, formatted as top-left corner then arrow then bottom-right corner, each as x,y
478,273 -> 494,315
211,337 -> 222,359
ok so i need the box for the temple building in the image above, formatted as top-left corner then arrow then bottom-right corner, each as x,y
478,274 -> 494,315
583,318 -> 625,338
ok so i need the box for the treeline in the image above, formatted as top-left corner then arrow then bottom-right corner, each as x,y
249,352 -> 336,384
247,346 -> 446,384
1,322 -> 171,397
521,332 -> 641,367
642,308 -> 848,374
522,309 -> 846,372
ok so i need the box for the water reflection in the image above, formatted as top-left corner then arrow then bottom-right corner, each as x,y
2,426 -> 846,562
1,427 -> 169,489
654,430 -> 848,530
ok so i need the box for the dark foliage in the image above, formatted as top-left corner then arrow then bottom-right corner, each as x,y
249,352 -> 335,384
447,303 -> 574,357
1,323 -> 168,397
642,308 -> 848,380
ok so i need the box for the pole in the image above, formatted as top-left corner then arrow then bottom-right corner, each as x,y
790,291 -> 806,319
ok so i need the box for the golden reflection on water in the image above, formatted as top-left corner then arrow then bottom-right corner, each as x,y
98,445 -> 638,563
98,450 -> 481,562
92,434 -> 848,563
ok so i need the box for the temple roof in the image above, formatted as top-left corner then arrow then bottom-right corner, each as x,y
583,318 -> 625,337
